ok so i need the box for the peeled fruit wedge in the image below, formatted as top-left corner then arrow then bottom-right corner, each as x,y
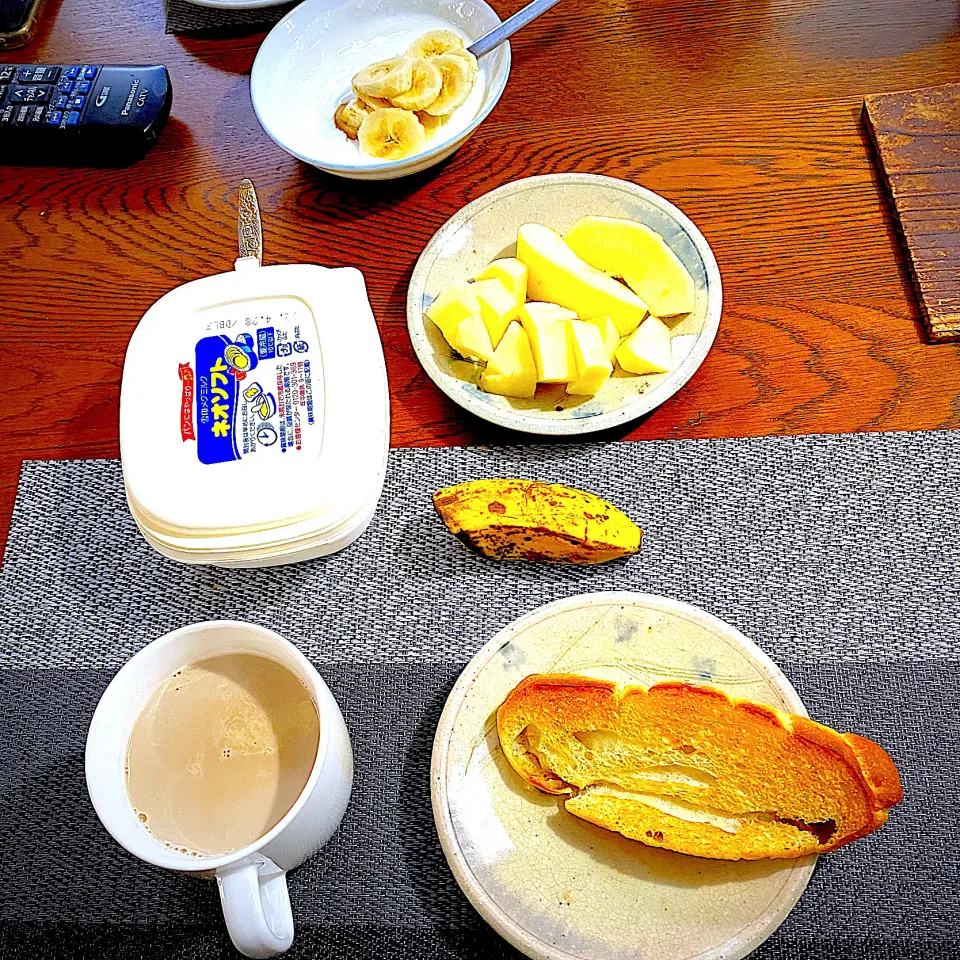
426,280 -> 482,343
567,320 -> 613,395
333,97 -> 372,139
518,302 -> 577,383
452,314 -> 494,362
474,257 -> 528,303
585,315 -> 621,361
424,53 -> 474,116
516,224 -> 649,337
616,316 -> 673,375
565,216 -> 696,317
479,321 -> 538,399
352,56 -> 415,99
472,278 -> 522,347
407,29 -> 465,59
357,108 -> 425,161
389,58 -> 443,111
433,478 -> 642,564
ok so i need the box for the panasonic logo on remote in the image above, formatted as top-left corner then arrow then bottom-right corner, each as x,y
121,78 -> 140,117
95,86 -> 110,108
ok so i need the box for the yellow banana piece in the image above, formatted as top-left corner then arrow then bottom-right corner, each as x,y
407,29 -> 465,59
353,56 -> 415,99
438,48 -> 478,82
357,108 -> 425,160
389,58 -> 443,111
334,97 -> 372,139
416,111 -> 448,137
353,86 -> 393,110
433,479 -> 642,564
424,53 -> 475,116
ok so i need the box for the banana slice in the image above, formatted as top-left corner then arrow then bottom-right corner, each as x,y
440,48 -> 479,81
416,111 -> 448,138
353,86 -> 393,110
353,56 -> 415,99
423,53 -> 475,116
333,97 -> 372,140
357,108 -> 426,160
407,29 -> 464,59
389,58 -> 442,111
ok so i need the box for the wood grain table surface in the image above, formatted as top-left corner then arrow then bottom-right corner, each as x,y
2,0 -> 960,559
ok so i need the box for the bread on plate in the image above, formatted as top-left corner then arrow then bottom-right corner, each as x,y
497,674 -> 902,860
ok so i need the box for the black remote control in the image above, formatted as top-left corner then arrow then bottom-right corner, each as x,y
0,64 -> 172,164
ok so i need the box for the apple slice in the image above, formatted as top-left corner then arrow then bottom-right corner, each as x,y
426,280 -> 481,345
452,314 -> 494,361
480,321 -> 538,398
473,258 -> 528,303
567,319 -> 613,395
518,302 -> 577,383
565,216 -> 695,317
471,278 -> 521,347
516,224 -> 649,337
584,315 -> 620,361
616,316 -> 673,375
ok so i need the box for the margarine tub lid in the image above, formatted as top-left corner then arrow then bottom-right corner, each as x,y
121,255 -> 389,537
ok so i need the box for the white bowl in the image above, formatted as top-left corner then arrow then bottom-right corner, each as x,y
250,0 -> 511,180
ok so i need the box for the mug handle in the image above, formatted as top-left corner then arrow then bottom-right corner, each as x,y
217,856 -> 294,958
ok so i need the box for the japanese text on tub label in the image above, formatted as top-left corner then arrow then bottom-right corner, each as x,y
183,306 -> 320,466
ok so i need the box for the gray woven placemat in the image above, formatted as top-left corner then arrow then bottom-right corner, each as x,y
164,0 -> 294,34
1,430 -> 959,958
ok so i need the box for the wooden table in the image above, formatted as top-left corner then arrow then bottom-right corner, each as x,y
2,0 -> 960,558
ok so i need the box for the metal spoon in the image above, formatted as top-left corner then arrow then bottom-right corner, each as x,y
468,0 -> 563,59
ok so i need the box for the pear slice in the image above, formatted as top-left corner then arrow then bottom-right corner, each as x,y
480,321 -> 538,399
516,224 -> 649,337
565,216 -> 695,317
518,302 -> 577,383
616,316 -> 673,375
567,319 -> 613,395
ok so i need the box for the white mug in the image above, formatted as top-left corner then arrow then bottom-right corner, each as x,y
85,620 -> 353,958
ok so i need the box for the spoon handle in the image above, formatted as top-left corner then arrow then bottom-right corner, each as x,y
468,0 -> 564,59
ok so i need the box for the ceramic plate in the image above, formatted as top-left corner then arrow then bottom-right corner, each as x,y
407,175 -> 722,435
431,593 -> 815,960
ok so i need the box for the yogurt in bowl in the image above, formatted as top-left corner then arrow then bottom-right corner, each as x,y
251,0 -> 511,180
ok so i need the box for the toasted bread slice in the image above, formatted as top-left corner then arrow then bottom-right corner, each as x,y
497,674 -> 902,860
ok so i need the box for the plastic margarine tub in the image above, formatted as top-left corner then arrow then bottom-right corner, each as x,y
120,181 -> 390,567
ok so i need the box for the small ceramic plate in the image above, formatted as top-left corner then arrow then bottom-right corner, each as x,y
431,593 -> 815,960
407,174 -> 722,435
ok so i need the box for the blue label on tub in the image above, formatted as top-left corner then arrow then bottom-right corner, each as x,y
195,335 -> 242,465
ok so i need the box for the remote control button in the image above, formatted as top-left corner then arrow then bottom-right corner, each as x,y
65,110 -> 81,127
57,77 -> 75,94
16,65 -> 59,84
0,66 -> 15,83
64,65 -> 81,80
82,66 -> 98,81
54,94 -> 69,109
47,109 -> 63,126
69,95 -> 86,110
0,103 -> 14,126
26,104 -> 47,127
11,104 -> 31,126
10,85 -> 51,104
75,80 -> 91,95
0,85 -> 7,106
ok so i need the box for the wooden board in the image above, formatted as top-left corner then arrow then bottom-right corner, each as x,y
863,84 -> 960,344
